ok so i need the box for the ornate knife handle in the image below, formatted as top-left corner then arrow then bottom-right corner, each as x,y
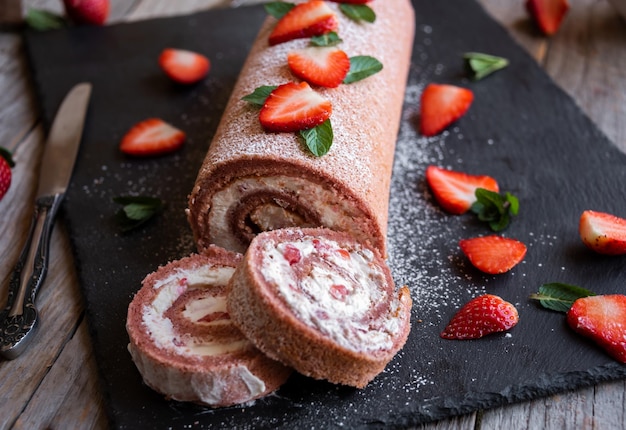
0,194 -> 63,360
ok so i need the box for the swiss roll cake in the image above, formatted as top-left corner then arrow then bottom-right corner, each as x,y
227,228 -> 412,388
126,246 -> 292,407
187,0 -> 415,255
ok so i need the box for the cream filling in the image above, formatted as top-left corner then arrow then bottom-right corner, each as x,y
260,237 -> 401,353
142,265 -> 250,356
209,175 -> 364,252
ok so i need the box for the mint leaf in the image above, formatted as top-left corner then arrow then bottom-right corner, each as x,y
343,56 -> 383,84
113,196 -> 165,232
471,188 -> 519,232
464,52 -> 509,81
340,4 -> 376,23
310,31 -> 342,47
300,120 -> 333,157
242,85 -> 277,106
265,1 -> 295,19
25,8 -> 66,31
529,283 -> 596,313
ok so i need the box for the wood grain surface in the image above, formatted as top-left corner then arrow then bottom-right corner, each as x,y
0,0 -> 624,429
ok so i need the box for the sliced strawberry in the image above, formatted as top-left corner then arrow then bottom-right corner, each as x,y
63,0 -> 109,25
158,48 -> 210,85
567,294 -> 626,363
259,82 -> 332,133
288,46 -> 350,88
120,118 -> 186,157
441,294 -> 519,340
420,83 -> 474,136
526,0 -> 569,36
269,0 -> 338,46
579,210 -> 626,255
459,235 -> 527,274
425,165 -> 499,214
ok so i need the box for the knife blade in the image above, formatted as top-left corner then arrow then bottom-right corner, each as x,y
0,82 -> 92,360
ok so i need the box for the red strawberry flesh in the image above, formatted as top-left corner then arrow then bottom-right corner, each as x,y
259,82 -> 332,133
269,0 -> 338,46
159,48 -> 210,85
420,83 -> 474,136
120,118 -> 186,157
425,165 -> 499,214
567,294 -> 626,363
459,235 -> 527,274
579,210 -> 626,255
288,46 -> 350,88
525,0 -> 570,36
441,294 -> 519,340
0,156 -> 11,201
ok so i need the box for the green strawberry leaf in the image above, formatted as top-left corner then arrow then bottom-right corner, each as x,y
343,56 -> 383,84
242,85 -> 278,106
25,8 -> 66,31
310,31 -> 343,47
464,52 -> 509,81
529,283 -> 596,313
471,188 -> 519,231
0,147 -> 15,168
300,120 -> 333,157
264,1 -> 295,19
340,4 -> 376,23
113,196 -> 165,232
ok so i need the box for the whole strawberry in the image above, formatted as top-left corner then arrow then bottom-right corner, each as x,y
0,149 -> 14,202
63,0 -> 109,26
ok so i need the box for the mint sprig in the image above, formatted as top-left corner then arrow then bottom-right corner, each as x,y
464,52 -> 509,81
113,196 -> 165,232
264,1 -> 295,19
241,85 -> 277,106
310,31 -> 343,47
471,188 -> 519,232
343,55 -> 383,84
300,120 -> 333,157
530,283 -> 596,313
340,4 -> 376,23
25,8 -> 66,31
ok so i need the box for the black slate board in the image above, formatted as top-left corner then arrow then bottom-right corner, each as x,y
23,1 -> 626,428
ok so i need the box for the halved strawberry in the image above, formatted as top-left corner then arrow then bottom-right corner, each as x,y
269,0 -> 338,46
288,46 -> 350,88
120,118 -> 186,157
259,82 -> 332,133
526,0 -> 569,36
567,294 -> 626,363
579,210 -> 626,255
441,294 -> 519,340
158,48 -> 210,85
425,165 -> 499,214
459,235 -> 527,274
420,83 -> 474,136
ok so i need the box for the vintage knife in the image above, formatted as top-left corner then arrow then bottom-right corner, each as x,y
0,82 -> 92,360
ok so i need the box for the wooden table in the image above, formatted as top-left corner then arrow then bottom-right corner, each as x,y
0,1 -> 624,428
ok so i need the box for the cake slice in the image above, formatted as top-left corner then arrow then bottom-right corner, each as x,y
126,245 -> 291,407
227,228 -> 412,388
